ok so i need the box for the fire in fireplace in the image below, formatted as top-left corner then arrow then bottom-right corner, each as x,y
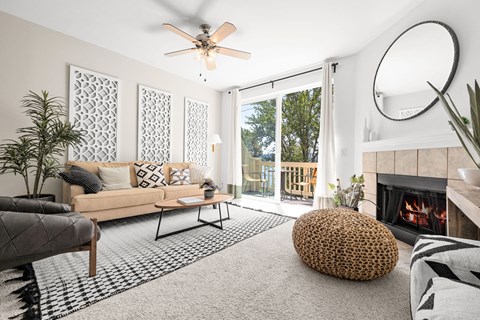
377,174 -> 447,245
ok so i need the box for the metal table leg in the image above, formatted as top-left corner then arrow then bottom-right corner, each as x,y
156,202 -> 231,240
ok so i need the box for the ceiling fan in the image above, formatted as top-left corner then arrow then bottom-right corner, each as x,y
163,22 -> 251,71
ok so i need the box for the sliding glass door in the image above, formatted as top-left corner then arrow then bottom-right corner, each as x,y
240,86 -> 321,202
280,88 -> 321,201
240,99 -> 276,198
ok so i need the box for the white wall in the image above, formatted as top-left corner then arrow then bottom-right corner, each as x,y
0,12 -> 222,200
352,0 -> 480,173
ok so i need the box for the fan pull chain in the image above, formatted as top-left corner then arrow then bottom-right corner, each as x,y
198,60 -> 207,82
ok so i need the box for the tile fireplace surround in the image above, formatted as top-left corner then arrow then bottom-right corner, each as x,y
362,147 -> 476,217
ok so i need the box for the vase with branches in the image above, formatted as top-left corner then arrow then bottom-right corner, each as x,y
0,90 -> 84,199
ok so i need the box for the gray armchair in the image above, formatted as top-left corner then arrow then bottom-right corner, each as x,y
0,197 -> 99,277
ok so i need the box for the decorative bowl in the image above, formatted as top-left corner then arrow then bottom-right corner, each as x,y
458,168 -> 480,188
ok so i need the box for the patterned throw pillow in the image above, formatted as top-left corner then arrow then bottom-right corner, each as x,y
170,168 -> 191,185
189,164 -> 213,184
415,277 -> 480,320
134,163 -> 166,188
410,235 -> 480,315
59,165 -> 102,194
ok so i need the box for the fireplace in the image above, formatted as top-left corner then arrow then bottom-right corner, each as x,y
376,174 -> 447,245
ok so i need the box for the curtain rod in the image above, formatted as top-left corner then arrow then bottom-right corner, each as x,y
233,62 -> 338,93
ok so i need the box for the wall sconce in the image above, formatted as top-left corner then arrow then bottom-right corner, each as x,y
209,134 -> 222,152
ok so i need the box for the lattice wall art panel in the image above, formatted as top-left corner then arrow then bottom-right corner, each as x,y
68,66 -> 119,161
184,98 -> 208,166
137,85 -> 172,162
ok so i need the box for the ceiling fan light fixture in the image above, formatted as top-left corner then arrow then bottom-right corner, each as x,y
194,48 -> 204,61
163,22 -> 251,72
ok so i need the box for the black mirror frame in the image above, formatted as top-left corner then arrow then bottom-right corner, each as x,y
372,20 -> 460,121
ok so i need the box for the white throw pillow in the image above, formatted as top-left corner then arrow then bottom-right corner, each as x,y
189,164 -> 213,184
98,166 -> 133,191
134,163 -> 166,188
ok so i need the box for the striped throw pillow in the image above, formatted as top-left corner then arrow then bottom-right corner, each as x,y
59,165 -> 102,194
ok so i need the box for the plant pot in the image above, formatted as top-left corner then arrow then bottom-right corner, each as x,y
458,168 -> 480,188
14,194 -> 56,202
204,189 -> 215,199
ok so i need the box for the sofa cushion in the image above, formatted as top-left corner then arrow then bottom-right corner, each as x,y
72,188 -> 164,212
134,163 -> 166,188
98,166 -> 133,191
415,277 -> 480,320
59,165 -> 103,194
170,168 -> 191,185
158,184 -> 203,200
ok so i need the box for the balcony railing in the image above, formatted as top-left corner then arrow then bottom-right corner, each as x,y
242,152 -> 317,198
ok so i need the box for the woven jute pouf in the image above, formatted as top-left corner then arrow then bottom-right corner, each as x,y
292,208 -> 398,281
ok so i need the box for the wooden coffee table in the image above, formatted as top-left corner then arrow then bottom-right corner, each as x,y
154,193 -> 234,240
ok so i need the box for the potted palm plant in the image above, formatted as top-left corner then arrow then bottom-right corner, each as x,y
429,81 -> 480,187
0,90 -> 84,200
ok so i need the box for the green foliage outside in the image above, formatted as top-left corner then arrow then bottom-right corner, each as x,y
241,87 -> 322,162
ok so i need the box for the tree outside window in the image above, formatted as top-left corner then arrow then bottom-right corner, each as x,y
241,87 -> 321,163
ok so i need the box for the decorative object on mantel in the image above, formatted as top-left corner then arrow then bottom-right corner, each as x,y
328,175 -> 366,211
200,178 -> 218,199
458,168 -> 480,188
430,80 -> 480,187
0,90 -> 84,199
362,119 -> 370,142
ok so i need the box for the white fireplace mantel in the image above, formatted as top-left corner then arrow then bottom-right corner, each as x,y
362,132 -> 461,152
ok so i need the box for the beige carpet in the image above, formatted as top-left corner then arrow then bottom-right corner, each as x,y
49,220 -> 410,320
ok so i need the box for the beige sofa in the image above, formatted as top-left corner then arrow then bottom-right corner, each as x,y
62,161 -> 204,221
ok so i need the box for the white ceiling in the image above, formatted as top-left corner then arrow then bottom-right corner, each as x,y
0,0 -> 423,91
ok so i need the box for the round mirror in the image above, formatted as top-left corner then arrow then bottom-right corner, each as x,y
373,21 -> 459,121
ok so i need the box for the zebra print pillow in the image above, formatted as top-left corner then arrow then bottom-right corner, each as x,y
410,235 -> 480,315
415,277 -> 480,320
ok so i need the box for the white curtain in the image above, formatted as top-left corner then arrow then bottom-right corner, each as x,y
226,89 -> 243,198
313,63 -> 336,209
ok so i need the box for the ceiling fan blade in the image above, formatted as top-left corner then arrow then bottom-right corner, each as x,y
206,58 -> 216,70
216,47 -> 251,60
164,48 -> 196,57
163,23 -> 199,44
210,22 -> 236,44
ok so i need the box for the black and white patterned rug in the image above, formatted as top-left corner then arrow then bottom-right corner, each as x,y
29,204 -> 291,319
